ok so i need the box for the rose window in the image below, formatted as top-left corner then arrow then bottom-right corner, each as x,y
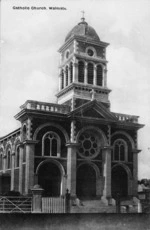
78,131 -> 100,158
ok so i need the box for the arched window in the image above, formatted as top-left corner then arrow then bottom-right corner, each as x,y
113,139 -> 127,162
0,149 -> 3,170
16,146 -> 20,168
88,63 -> 94,84
97,65 -> 103,86
78,61 -> 84,83
70,62 -> 73,83
61,70 -> 64,89
42,132 -> 61,157
65,66 -> 68,86
7,149 -> 11,169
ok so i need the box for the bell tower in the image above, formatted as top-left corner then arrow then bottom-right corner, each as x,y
56,15 -> 111,110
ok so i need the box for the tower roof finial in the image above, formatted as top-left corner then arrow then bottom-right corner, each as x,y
81,10 -> 85,22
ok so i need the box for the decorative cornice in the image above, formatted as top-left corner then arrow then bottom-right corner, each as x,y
0,128 -> 21,142
56,83 -> 111,98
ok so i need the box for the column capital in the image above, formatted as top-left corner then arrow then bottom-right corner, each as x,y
132,149 -> 141,154
102,146 -> 113,150
11,151 -> 15,156
66,142 -> 80,148
85,62 -> 88,68
23,140 -> 39,145
3,154 -> 6,159
73,62 -> 78,67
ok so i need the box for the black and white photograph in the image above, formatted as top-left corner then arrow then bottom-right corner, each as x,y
0,0 -> 150,229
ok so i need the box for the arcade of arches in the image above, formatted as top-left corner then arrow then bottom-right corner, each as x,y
36,145 -> 132,199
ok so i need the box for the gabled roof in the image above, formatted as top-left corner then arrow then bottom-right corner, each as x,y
68,100 -> 117,121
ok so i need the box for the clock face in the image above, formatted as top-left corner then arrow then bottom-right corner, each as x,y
87,49 -> 94,56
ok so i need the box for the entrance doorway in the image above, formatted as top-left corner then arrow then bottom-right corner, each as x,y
38,162 -> 61,196
76,164 -> 96,198
111,165 -> 128,198
0,174 -> 11,195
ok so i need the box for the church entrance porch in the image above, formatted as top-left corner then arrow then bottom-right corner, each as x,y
38,162 -> 61,197
111,165 -> 128,199
76,164 -> 96,199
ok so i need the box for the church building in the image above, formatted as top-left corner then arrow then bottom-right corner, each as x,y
0,16 -> 144,207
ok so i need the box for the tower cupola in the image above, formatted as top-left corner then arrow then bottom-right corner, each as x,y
56,16 -> 111,110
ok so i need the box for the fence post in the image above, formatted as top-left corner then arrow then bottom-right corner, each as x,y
116,193 -> 121,213
31,184 -> 44,213
65,189 -> 70,213
138,200 -> 142,213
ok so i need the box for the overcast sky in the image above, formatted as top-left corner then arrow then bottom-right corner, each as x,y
1,0 -> 150,179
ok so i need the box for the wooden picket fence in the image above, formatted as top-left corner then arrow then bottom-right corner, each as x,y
42,197 -> 66,213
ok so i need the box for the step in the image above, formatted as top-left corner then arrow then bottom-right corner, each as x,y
70,198 -> 116,213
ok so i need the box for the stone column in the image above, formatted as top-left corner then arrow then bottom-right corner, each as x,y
19,144 -> 23,194
132,149 -> 141,196
3,154 -> 6,173
66,120 -> 78,198
11,151 -> 15,191
102,146 -> 112,202
84,62 -> 88,84
94,65 -> 97,86
66,143 -> 78,198
25,140 -> 38,194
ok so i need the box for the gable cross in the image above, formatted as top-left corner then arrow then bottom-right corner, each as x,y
81,10 -> 85,22
91,89 -> 96,101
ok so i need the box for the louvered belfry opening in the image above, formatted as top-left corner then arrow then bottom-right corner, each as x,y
97,65 -> 103,86
66,66 -> 68,86
61,70 -> 64,89
88,63 -> 94,84
78,61 -> 84,83
70,62 -> 73,83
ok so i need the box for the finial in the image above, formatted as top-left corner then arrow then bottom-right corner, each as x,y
81,10 -> 85,22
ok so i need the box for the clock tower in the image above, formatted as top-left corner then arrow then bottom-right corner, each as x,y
56,16 -> 111,110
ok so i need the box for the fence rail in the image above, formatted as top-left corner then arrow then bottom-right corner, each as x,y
0,196 -> 32,213
42,197 -> 66,213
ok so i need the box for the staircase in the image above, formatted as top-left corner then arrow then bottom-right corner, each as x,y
70,197 -> 139,213
120,197 -> 139,213
70,198 -> 116,213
